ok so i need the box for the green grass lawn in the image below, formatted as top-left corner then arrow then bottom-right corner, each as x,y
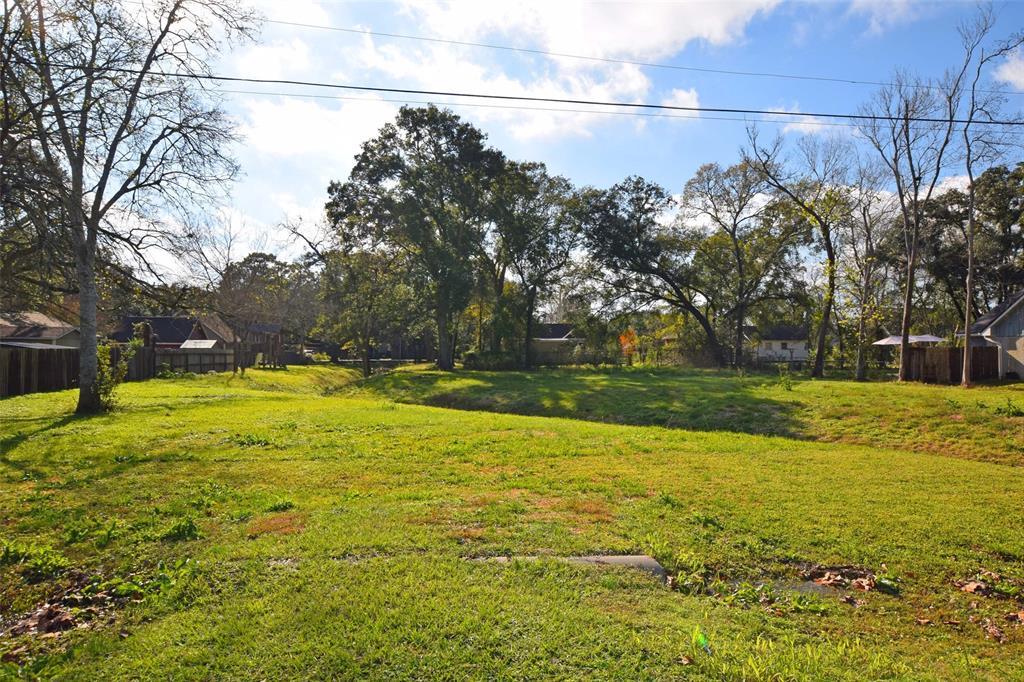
1,366 -> 1023,680
356,365 -> 1024,466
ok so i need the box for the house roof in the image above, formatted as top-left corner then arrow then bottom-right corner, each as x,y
248,322 -> 282,335
0,341 -> 78,350
110,316 -> 196,345
760,325 -> 808,341
533,323 -> 575,340
970,289 -> 1024,334
0,312 -> 78,340
197,314 -> 237,343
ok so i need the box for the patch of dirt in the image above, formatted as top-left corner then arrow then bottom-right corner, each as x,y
246,512 -> 305,538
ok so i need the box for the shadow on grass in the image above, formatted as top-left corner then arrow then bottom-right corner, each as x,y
0,413 -> 86,480
363,367 -> 806,438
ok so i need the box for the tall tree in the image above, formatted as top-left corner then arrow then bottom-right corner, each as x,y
841,160 -> 900,380
858,64 -> 971,381
585,176 -> 728,367
2,0 -> 256,412
317,248 -> 422,378
682,161 -> 804,368
492,162 -> 582,368
326,106 -> 505,370
745,130 -> 851,377
954,9 -> 1023,387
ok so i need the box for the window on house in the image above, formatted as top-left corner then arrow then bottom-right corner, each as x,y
781,342 -> 788,350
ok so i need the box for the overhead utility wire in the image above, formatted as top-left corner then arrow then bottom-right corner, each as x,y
262,18 -> 1024,97
79,65 -> 1024,126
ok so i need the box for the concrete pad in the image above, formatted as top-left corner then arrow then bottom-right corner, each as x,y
567,555 -> 668,583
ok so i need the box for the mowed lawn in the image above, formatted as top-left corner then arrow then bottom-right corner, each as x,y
0,367 -> 1022,680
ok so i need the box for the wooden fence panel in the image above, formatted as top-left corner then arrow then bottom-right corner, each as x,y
154,349 -> 234,374
0,347 -> 79,397
905,346 -> 1000,383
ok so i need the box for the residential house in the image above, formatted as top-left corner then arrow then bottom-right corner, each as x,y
753,325 -> 810,366
109,314 -> 237,349
969,289 -> 1024,379
0,311 -> 81,348
531,323 -> 581,365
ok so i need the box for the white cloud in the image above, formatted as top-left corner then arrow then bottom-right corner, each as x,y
935,174 -> 969,195
251,0 -> 330,26
768,106 -> 827,135
400,0 -> 779,61
660,88 -> 701,123
232,39 -> 312,80
237,95 -> 393,162
995,50 -> 1024,89
847,0 -> 922,35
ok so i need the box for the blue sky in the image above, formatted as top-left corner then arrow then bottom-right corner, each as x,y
216,0 -> 1024,256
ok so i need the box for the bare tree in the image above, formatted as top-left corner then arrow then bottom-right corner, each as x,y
858,56 -> 973,381
842,159 -> 899,380
3,0 -> 257,412
956,9 -> 1024,387
745,129 -> 851,378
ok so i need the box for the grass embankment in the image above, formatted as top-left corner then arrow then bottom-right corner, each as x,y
1,366 -> 1023,680
356,366 -> 1024,465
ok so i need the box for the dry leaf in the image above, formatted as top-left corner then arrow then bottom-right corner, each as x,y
916,617 -> 932,625
678,655 -> 693,666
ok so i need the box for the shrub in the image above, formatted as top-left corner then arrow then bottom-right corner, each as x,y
0,539 -> 70,581
95,338 -> 141,410
462,350 -> 520,370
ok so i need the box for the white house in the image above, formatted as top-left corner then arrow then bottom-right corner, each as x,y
970,289 -> 1024,379
754,325 -> 810,365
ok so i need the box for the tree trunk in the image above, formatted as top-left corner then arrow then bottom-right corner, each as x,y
362,337 -> 372,378
812,247 -> 836,378
435,301 -> 453,371
855,278 -> 870,381
75,241 -> 101,413
523,287 -> 536,369
897,258 -> 915,382
733,304 -> 745,369
962,188 -> 976,388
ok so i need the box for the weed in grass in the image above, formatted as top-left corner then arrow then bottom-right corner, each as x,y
265,498 -> 295,512
993,398 -> 1024,417
95,520 -> 119,548
0,539 -> 70,581
232,433 -> 272,447
159,518 -> 200,542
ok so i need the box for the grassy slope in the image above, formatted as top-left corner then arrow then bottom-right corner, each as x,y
356,366 -> 1024,465
0,367 -> 1021,680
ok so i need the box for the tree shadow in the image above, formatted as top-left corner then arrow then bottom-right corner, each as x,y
0,413 -> 87,480
365,367 -> 806,439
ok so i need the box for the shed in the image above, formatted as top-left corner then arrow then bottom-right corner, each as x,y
754,325 -> 809,364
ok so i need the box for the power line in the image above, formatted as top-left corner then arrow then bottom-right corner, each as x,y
261,18 -> 1024,98
219,87 -> 859,128
87,65 -> 1024,127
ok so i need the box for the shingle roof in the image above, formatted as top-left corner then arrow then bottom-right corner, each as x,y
533,323 -> 575,339
970,289 -> 1024,334
110,316 -> 196,345
760,325 -> 808,341
0,312 -> 78,340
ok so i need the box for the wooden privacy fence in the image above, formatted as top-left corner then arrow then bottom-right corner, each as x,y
1,345 -> 237,398
0,345 -> 79,397
153,348 -> 235,374
904,346 -> 999,383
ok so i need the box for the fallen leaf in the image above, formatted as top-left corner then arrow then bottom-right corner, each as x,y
678,655 -> 693,666
1,647 -> 29,664
1006,611 -> 1024,623
959,581 -> 989,595
982,619 -> 1006,643
851,577 -> 875,591
916,617 -> 932,625
944,619 -> 961,626
840,595 -> 865,607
